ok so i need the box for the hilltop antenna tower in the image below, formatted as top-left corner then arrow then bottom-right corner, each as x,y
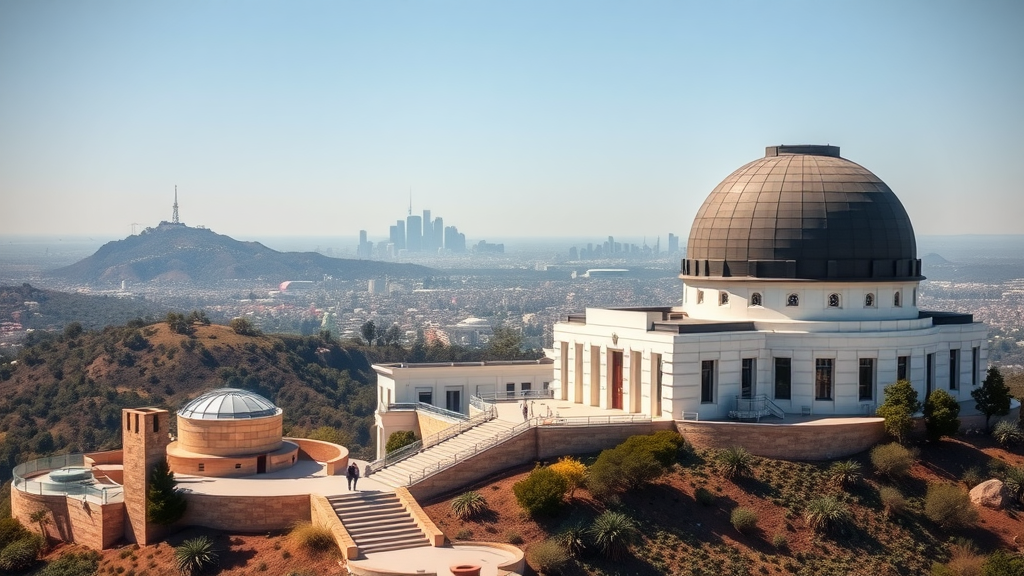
172,185 -> 180,224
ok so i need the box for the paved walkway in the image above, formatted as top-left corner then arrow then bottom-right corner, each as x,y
350,543 -> 521,576
174,458 -> 393,496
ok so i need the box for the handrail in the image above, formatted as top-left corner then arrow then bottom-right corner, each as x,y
475,390 -> 554,402
13,453 -> 124,504
365,400 -> 498,476
405,413 -> 651,486
731,395 -> 785,421
384,402 -> 469,421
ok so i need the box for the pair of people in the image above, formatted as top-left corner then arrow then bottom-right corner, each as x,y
346,462 -> 360,490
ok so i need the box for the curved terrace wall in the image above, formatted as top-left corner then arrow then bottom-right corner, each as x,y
177,413 -> 283,456
290,437 -> 349,475
676,418 -> 886,461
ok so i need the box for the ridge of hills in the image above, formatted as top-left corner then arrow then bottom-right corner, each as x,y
0,283 -> 168,332
46,223 -> 433,285
0,320 -> 383,482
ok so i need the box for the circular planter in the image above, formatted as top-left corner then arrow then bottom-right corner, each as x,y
450,565 -> 481,576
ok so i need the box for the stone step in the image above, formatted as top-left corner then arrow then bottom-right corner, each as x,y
361,539 -> 431,555
342,512 -> 413,529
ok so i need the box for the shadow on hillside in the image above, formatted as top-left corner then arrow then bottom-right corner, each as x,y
917,439 -> 997,483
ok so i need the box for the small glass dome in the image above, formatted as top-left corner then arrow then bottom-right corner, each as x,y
178,388 -> 280,420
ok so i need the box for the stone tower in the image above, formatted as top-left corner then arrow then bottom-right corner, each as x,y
122,408 -> 170,545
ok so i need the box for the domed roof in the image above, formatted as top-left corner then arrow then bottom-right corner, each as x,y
684,145 -> 922,281
178,388 -> 280,420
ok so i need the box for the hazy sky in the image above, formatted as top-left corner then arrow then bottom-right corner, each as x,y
1,1 -> 1022,242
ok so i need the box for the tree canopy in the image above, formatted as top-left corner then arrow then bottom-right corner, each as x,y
876,380 -> 922,444
972,366 -> 1011,432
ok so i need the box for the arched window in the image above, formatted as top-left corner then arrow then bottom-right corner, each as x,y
865,293 -> 875,307
894,291 -> 902,307
697,290 -> 704,304
720,292 -> 729,306
828,293 -> 841,308
786,293 -> 799,307
750,292 -> 763,307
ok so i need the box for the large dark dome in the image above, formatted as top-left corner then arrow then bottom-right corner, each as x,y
684,145 -> 922,281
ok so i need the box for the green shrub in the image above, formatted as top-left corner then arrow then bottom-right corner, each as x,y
694,487 -> 716,506
731,507 -> 758,533
804,496 -> 851,534
290,522 -> 337,555
385,430 -> 417,454
587,431 -> 686,497
528,539 -> 570,575
513,466 -> 568,516
718,446 -> 754,479
871,442 -> 915,478
556,524 -> 587,558
0,534 -> 43,572
973,367 -> 1012,431
961,466 -> 985,488
451,491 -> 488,520
993,421 -> 1024,447
771,533 -> 789,549
1003,467 -> 1024,503
879,485 -> 906,517
454,528 -> 473,540
174,536 -> 218,576
924,389 -> 961,442
588,511 -> 639,560
37,550 -> 101,576
0,517 -> 31,549
984,550 -> 1024,575
924,483 -> 978,529
876,379 -> 921,443
827,460 -> 862,489
506,530 -> 524,545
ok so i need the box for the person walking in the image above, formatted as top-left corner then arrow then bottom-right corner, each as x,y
346,462 -> 359,491
522,400 -> 529,421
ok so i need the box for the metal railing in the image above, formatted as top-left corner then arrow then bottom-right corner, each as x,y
730,395 -> 785,421
13,454 -> 123,504
404,413 -> 652,486
475,389 -> 555,402
365,398 -> 498,476
382,402 -> 469,422
680,411 -> 700,421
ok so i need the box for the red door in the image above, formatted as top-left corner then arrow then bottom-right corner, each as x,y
611,351 -> 623,410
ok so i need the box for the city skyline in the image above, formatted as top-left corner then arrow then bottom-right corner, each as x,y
1,1 -> 1022,239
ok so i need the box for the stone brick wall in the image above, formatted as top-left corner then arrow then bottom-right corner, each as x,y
167,441 -> 299,478
395,487 -> 444,546
310,494 -> 358,559
122,408 -> 170,545
178,493 -> 310,532
177,413 -> 283,456
11,488 -> 124,550
677,419 -> 886,460
408,422 -> 670,501
290,438 -> 349,475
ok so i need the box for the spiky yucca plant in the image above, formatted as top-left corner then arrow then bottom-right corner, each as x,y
450,490 -> 488,520
804,496 -> 851,534
718,446 -> 754,479
588,511 -> 639,560
174,536 -> 218,576
827,460 -> 862,489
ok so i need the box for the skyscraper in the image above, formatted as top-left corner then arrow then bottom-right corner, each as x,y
422,210 -> 433,252
433,217 -> 444,252
391,220 -> 406,250
407,215 -> 422,252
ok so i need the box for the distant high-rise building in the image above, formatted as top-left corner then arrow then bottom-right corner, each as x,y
391,220 -> 406,250
357,230 -> 373,258
433,217 -> 444,252
444,225 -> 466,253
407,215 -> 422,252
668,233 -> 679,254
422,210 -> 433,252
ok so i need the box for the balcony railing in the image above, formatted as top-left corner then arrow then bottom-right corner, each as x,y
728,395 -> 785,421
13,454 -> 123,504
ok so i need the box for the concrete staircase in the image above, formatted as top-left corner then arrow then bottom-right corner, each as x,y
369,419 -> 516,487
329,491 -> 430,555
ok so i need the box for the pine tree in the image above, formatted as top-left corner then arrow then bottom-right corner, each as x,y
147,460 -> 187,525
972,366 -> 1011,432
924,389 -> 961,442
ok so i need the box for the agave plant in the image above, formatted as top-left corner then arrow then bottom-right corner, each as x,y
993,421 -> 1024,447
450,490 -> 488,520
175,536 -> 218,576
557,523 -> 588,558
827,460 -> 863,489
804,496 -> 851,534
588,511 -> 639,560
718,446 -> 754,479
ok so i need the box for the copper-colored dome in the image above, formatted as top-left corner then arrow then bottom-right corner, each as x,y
684,145 -> 921,281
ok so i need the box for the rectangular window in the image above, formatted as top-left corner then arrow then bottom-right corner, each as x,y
859,359 -> 875,401
235,463 -> 241,469
973,347 -> 980,386
154,416 -> 159,433
701,360 -> 715,403
949,349 -> 960,391
445,389 -> 462,413
774,358 -> 791,400
417,388 -> 433,405
815,359 -> 834,400
741,358 -> 755,399
652,353 -> 663,416
506,382 -> 515,398
198,463 -> 205,472
897,356 -> 909,382
521,382 -> 532,396
927,353 -> 935,398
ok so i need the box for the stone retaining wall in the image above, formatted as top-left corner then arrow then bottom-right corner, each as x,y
11,488 -> 124,549
677,419 -> 886,460
290,438 -> 349,475
310,494 -> 358,559
178,493 -> 310,532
